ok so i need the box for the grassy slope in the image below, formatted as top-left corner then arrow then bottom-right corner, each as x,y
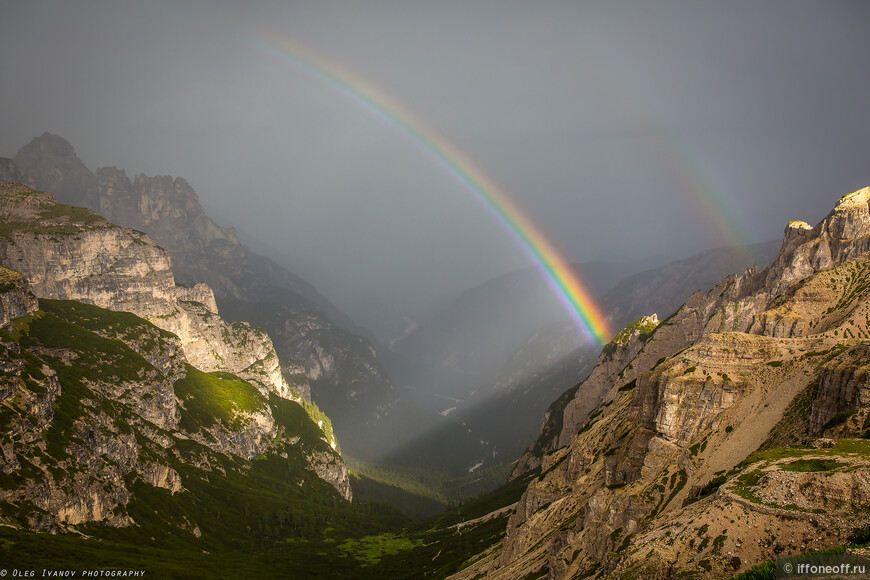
1,298 -> 534,577
0,300 -> 404,575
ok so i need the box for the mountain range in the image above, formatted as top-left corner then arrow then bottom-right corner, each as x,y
2,133 -> 779,482
3,132 -> 870,578
4,180 -> 869,578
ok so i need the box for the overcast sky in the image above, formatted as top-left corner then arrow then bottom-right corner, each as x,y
2,1 -> 869,333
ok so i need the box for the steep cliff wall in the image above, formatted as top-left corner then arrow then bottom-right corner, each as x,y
457,186 -> 870,579
0,266 -> 38,329
0,181 -> 293,400
7,133 -> 400,458
0,297 -> 352,532
515,189 -> 870,482
0,182 -> 349,512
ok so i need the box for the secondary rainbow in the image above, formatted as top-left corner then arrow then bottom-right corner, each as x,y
248,32 -> 611,345
578,53 -> 757,261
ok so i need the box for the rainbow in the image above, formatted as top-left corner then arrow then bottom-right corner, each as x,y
577,54 -> 757,261
245,33 -> 611,345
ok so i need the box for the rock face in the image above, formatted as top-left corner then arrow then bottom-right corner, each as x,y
810,344 -> 870,434
218,295 -> 399,459
11,133 -> 99,211
93,167 -> 246,299
454,186 -> 870,579
0,182 -> 351,533
0,181 -> 292,401
0,158 -> 26,183
0,266 -> 38,329
7,133 -> 398,457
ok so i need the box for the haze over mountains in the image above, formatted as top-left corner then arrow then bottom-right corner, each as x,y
1,134 -> 786,480
2,2 -> 870,577
2,134 -> 403,461
4,169 -> 870,577
386,239 -> 781,475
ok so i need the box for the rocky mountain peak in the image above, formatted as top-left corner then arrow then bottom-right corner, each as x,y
19,132 -> 79,161
0,158 -> 25,182
826,185 -> 870,240
765,186 -> 870,297
12,133 -> 99,210
610,313 -> 659,348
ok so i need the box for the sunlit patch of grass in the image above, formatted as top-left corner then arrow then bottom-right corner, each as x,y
779,458 -> 845,472
831,438 -> 870,456
174,364 -> 267,432
338,533 -> 422,566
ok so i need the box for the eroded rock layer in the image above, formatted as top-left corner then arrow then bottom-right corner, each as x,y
458,187 -> 870,579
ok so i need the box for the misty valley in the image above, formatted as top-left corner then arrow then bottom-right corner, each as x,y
0,133 -> 869,579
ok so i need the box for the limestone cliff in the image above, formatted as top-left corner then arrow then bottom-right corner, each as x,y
0,158 -> 26,184
455,186 -> 870,579
0,297 -> 352,530
0,267 -> 38,330
0,181 -> 293,401
0,182 -> 350,521
7,133 -> 399,457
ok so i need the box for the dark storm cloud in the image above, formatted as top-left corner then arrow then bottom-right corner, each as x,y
2,1 -> 869,335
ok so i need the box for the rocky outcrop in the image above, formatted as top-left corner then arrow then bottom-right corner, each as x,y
222,302 -> 398,458
174,281 -> 220,314
0,181 -> 292,400
1,212 -> 177,306
562,315 -> 660,445
0,182 -> 352,519
510,316 -> 659,479
12,132 -> 100,211
456,186 -> 870,579
810,344 -> 870,434
763,187 -> 870,297
309,450 -> 353,503
0,266 -> 38,329
0,158 -> 26,183
93,167 -> 247,300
